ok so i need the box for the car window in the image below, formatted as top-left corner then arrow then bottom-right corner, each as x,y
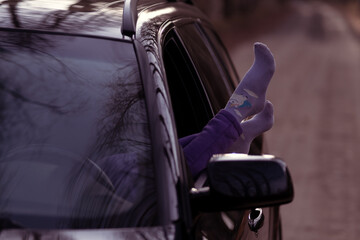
174,23 -> 234,112
200,24 -> 239,87
0,31 -> 156,229
163,30 -> 214,138
162,22 -> 237,136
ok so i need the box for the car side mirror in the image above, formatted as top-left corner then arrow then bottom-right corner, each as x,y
190,154 -> 294,212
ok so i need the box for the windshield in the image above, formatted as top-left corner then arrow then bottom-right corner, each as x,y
0,31 -> 156,229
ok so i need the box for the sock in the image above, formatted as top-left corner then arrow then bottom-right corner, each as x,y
225,42 -> 275,122
228,100 -> 274,154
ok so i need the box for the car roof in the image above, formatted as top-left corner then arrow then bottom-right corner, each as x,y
0,0 -> 177,39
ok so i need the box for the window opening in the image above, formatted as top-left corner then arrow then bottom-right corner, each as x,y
163,30 -> 214,138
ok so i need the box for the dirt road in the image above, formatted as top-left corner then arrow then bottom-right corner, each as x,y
226,1 -> 360,239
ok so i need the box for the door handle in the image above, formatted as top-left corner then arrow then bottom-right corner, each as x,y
248,208 -> 265,233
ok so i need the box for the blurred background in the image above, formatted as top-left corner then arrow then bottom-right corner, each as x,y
193,0 -> 360,239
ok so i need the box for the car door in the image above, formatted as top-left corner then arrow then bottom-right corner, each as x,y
161,20 -> 281,240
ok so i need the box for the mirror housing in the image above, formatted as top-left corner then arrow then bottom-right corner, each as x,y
190,154 -> 294,212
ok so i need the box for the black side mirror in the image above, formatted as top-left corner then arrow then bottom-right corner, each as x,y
190,154 -> 294,212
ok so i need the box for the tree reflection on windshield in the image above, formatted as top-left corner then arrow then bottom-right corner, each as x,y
0,0 -> 125,33
0,31 -> 156,229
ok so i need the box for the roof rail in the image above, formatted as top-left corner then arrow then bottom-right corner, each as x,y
122,0 -> 138,37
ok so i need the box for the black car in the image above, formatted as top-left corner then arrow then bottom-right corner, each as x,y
0,0 -> 293,239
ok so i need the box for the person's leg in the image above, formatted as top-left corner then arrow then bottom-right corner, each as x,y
225,43 -> 275,122
228,100 -> 274,154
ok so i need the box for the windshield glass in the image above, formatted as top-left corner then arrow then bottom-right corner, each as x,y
0,31 -> 156,229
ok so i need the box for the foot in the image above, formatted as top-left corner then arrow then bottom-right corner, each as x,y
225,43 -> 275,122
228,100 -> 274,154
